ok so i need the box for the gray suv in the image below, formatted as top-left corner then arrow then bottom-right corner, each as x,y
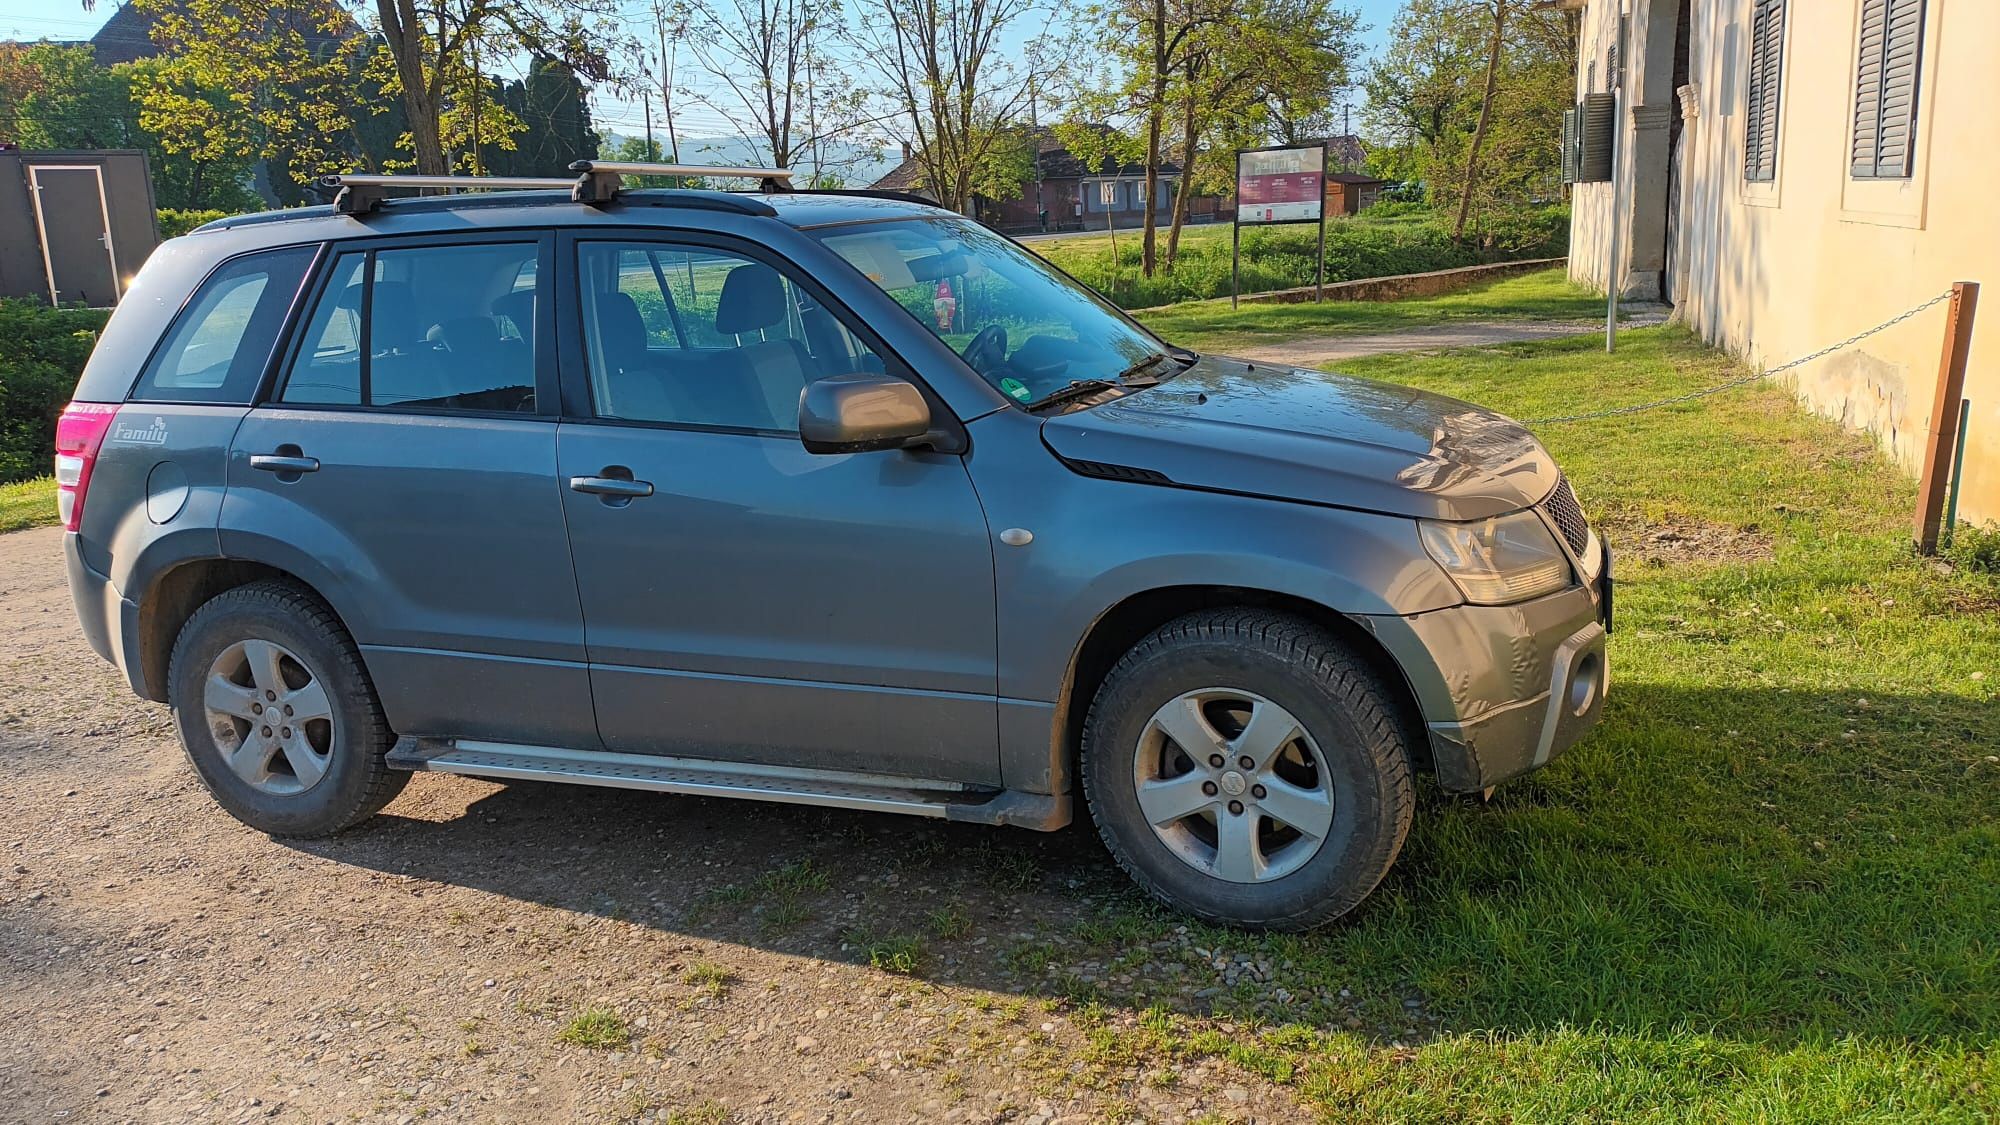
57,168 -> 1608,930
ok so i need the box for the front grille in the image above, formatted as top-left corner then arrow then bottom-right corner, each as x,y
1543,474 -> 1590,555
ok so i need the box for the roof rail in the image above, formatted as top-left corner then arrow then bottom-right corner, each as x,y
318,162 -> 796,214
318,174 -> 575,214
569,160 -> 792,203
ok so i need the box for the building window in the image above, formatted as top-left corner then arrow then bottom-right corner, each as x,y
1743,0 -> 1785,182
1850,0 -> 1925,179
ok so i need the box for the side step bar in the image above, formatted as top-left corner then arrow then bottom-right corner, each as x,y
386,738 -> 1070,828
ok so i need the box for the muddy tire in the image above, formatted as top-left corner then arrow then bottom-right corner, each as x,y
1081,609 -> 1415,931
166,580 -> 406,837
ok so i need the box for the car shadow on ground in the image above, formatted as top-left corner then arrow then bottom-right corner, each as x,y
281,681 -> 1999,1054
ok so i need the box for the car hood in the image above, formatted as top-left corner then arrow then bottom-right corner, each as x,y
1038,355 -> 1558,521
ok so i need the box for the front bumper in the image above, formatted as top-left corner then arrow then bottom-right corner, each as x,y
1362,540 -> 1612,793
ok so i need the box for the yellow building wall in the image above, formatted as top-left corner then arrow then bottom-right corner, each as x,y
1571,0 -> 2000,526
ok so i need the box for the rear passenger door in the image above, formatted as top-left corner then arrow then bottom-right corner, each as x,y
221,233 -> 597,749
554,234 -> 1000,784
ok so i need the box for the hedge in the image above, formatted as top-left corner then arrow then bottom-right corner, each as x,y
158,208 -> 229,239
1053,205 -> 1570,310
0,300 -> 108,484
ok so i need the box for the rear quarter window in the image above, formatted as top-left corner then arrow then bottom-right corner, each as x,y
130,245 -> 318,404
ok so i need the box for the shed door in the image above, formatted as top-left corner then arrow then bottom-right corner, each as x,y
30,165 -> 120,307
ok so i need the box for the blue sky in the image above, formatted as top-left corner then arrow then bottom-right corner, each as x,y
3,0 -> 1405,142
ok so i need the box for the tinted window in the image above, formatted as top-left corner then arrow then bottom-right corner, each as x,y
577,242 -> 885,431
279,242 -> 540,412
132,245 -> 316,404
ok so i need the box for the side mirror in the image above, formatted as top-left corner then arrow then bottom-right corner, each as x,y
798,372 -> 935,455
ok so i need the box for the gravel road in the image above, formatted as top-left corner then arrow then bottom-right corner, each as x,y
0,526 -> 1328,1124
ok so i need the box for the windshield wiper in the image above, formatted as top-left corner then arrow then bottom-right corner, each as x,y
1119,352 -> 1174,385
1024,378 -> 1123,413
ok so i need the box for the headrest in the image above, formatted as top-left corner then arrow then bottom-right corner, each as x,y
427,316 -> 503,351
594,290 -> 648,371
368,281 -> 420,349
714,264 -> 787,335
491,290 -> 536,342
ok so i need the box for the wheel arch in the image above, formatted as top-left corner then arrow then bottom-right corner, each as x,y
1051,586 -> 1431,796
135,558 -> 345,703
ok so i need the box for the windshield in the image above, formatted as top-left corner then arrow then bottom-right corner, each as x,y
811,217 -> 1175,406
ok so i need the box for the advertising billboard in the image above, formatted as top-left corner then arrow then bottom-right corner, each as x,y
1236,145 -> 1325,225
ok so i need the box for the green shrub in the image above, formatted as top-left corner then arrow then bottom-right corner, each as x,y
1050,207 -> 1570,310
157,208 -> 229,239
0,299 -> 108,483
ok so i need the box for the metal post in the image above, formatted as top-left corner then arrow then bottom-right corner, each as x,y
1943,398 -> 1971,547
1914,281 -> 1980,554
1604,5 -> 1627,353
1231,217 -> 1241,310
1316,211 -> 1326,303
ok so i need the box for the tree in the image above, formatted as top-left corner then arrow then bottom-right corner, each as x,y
138,0 -> 390,185
1363,0 -> 1574,235
1453,0 -> 1507,239
1163,0 -> 1359,266
5,43 -> 257,210
853,0 -> 1061,215
681,0 -> 867,180
370,0 -> 617,175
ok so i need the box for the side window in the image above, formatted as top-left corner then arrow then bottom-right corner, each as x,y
279,241 -> 540,413
577,242 -> 885,432
132,245 -> 316,403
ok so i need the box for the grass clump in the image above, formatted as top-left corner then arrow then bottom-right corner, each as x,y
681,960 -> 734,1000
555,1006 -> 630,1050
843,927 -> 926,974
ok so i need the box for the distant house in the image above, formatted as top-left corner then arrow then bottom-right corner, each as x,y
870,127 -> 1230,233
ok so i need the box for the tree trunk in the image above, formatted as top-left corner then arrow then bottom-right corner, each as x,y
1453,0 -> 1507,240
1140,0 -> 1167,278
378,0 -> 448,174
1164,81 -> 1197,269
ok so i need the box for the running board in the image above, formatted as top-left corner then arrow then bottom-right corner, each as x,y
386,737 -> 1068,827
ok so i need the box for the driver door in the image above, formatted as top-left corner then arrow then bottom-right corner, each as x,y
554,235 -> 1002,783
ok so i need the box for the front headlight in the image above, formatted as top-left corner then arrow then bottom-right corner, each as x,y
1419,510 -> 1573,605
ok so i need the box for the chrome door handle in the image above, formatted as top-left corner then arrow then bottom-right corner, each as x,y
249,454 -> 320,473
568,475 -> 654,498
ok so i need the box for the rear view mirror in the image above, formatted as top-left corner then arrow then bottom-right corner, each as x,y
799,373 -> 935,454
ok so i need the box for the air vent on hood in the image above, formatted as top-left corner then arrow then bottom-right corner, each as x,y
1061,458 -> 1173,485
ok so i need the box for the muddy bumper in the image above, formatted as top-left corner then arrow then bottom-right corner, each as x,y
1361,547 -> 1612,793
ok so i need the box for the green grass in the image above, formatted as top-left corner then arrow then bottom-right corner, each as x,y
1135,266 -> 1610,353
554,1005 -> 631,1050
0,476 -> 57,533
1073,327 -> 2000,1119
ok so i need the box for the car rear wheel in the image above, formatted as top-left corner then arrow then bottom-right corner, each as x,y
167,580 -> 407,837
1081,609 -> 1415,930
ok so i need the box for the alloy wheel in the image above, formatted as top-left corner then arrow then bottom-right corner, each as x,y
1131,688 -> 1335,883
201,639 -> 336,795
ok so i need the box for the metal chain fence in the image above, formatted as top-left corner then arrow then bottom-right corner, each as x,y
1524,289 -> 1957,425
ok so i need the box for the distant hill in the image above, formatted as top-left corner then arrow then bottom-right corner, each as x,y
599,131 -> 899,189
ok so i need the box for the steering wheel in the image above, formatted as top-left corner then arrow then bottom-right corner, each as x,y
961,324 -> 1009,377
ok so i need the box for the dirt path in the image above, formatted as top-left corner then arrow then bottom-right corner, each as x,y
1233,306 -> 1672,367
0,527 -> 1348,1124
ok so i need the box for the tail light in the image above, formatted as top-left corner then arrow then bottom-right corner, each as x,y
54,402 -> 119,532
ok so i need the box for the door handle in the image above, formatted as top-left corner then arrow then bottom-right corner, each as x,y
249,453 -> 320,473
568,475 -> 654,498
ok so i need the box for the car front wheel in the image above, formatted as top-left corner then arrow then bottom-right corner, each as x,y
1081,609 -> 1416,930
